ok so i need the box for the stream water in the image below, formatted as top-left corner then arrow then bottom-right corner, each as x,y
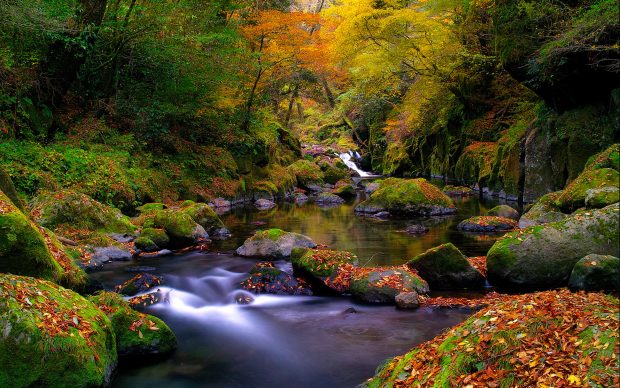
92,189 -> 509,388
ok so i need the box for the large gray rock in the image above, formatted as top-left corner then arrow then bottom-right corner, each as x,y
236,229 -> 317,260
407,243 -> 485,290
568,254 -> 620,291
487,203 -> 619,290
93,246 -> 132,264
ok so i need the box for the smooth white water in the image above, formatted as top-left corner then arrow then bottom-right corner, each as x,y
338,151 -> 377,178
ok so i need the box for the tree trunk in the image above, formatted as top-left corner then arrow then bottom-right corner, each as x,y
321,76 -> 335,108
284,84 -> 299,127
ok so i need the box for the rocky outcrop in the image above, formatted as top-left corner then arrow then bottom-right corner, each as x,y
487,203 -> 619,290
568,254 -> 620,292
407,243 -> 485,290
355,178 -> 455,216
236,229 -> 317,259
0,275 -> 117,387
518,191 -> 566,228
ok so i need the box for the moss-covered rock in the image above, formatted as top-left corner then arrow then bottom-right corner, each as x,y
135,202 -> 167,214
355,178 -> 455,216
134,237 -> 158,252
454,142 -> 497,187
555,168 -> 619,212
240,262 -> 312,295
568,254 -> 620,291
583,143 -> 619,172
139,227 -> 170,248
291,248 -> 358,293
487,203 -> 619,290
487,205 -> 519,220
518,191 -> 567,228
332,181 -> 356,199
0,275 -> 117,387
457,216 -> 518,233
287,160 -> 324,188
236,229 -> 317,260
364,290 -> 619,387
31,190 -> 136,234
407,243 -> 485,290
350,268 -> 429,304
322,164 -> 349,185
0,167 -> 25,212
585,186 -> 619,209
89,292 -> 176,360
0,190 -> 86,289
180,202 -> 227,234
152,209 -> 208,247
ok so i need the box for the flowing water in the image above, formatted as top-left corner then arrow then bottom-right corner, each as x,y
338,152 -> 379,178
91,190 -> 509,388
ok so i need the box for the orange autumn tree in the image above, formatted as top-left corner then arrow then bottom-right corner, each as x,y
239,9 -> 319,129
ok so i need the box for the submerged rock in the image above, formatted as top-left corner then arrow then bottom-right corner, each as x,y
487,205 -> 520,220
407,243 -> 485,290
442,185 -> 475,197
457,216 -> 518,233
241,262 -> 312,296
89,292 -> 176,360
255,198 -> 277,210
568,254 -> 620,291
236,229 -> 317,260
0,274 -> 117,386
404,224 -> 428,235
487,203 -> 619,290
315,192 -> 345,205
355,178 -> 455,216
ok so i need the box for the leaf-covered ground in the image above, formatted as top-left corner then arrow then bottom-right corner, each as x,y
365,289 -> 619,387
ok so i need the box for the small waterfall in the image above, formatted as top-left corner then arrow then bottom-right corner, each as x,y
339,151 -> 377,178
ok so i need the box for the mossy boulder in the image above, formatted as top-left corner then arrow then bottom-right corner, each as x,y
291,248 -> 358,293
240,262 -> 312,296
322,164 -> 349,185
487,205 -> 519,220
350,268 -> 429,304
236,229 -> 317,260
0,275 -> 117,387
568,254 -> 620,291
555,168 -> 619,212
487,203 -> 620,290
0,190 -> 86,289
152,209 -> 208,247
180,202 -> 227,235
89,292 -> 176,360
287,160 -> 324,188
364,290 -> 619,387
583,143 -> 619,172
407,243 -> 485,290
585,186 -> 619,209
518,191 -> 567,228
355,178 -> 455,216
457,216 -> 518,233
332,181 -> 356,199
134,237 -> 158,252
139,227 -> 170,249
31,190 -> 136,234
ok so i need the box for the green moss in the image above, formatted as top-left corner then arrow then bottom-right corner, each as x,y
136,203 -> 166,214
134,237 -> 158,252
89,292 -> 176,359
292,249 -> 357,278
31,190 -> 136,234
139,228 -> 170,248
322,164 -> 349,185
555,168 -> 619,212
180,202 -> 225,233
152,209 -> 201,245
454,142 -> 498,185
255,228 -> 288,241
358,178 -> 454,215
409,243 -> 469,273
287,160 -> 324,186
584,144 -> 620,172
0,275 -> 117,387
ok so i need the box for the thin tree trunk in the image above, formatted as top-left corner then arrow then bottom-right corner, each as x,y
321,76 -> 335,108
284,84 -> 299,127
